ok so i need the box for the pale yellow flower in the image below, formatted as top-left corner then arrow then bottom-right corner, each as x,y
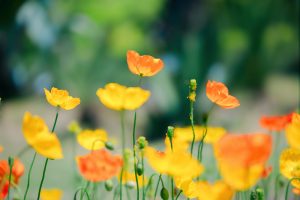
96,83 -> 150,111
145,146 -> 203,178
22,112 -> 63,159
174,126 -> 226,144
44,87 -> 80,110
77,129 -> 108,150
286,113 -> 300,150
175,178 -> 233,200
280,148 -> 300,188
41,189 -> 63,200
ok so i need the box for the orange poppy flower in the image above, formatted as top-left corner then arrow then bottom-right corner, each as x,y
76,149 -> 123,182
214,133 -> 272,190
206,80 -> 240,109
127,50 -> 164,77
260,113 -> 293,131
0,158 -> 24,199
215,133 -> 272,167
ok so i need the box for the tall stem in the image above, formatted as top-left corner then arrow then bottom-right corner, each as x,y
132,111 -> 140,200
189,101 -> 196,155
7,157 -> 14,200
285,177 -> 300,200
142,154 -> 145,200
23,152 -> 37,200
154,175 -> 162,200
120,111 -> 126,200
37,110 -> 59,200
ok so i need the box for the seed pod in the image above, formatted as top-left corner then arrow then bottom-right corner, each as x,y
160,187 -> 169,200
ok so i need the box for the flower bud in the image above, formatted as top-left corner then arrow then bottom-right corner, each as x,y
188,79 -> 197,102
167,126 -> 174,139
256,188 -> 264,200
137,163 -> 143,176
8,156 -> 14,168
104,180 -> 113,191
160,187 -> 169,200
137,136 -> 148,150
105,141 -> 114,150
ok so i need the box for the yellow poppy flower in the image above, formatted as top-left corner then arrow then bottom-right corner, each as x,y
41,188 -> 63,200
286,113 -> 300,150
44,87 -> 80,110
280,148 -> 300,188
121,170 -> 148,187
22,112 -> 63,159
174,126 -> 226,144
96,83 -> 150,111
217,162 -> 264,190
77,129 -> 108,150
145,146 -> 203,178
0,146 -> 3,153
175,178 -> 233,200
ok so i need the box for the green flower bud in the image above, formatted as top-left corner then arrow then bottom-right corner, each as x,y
160,187 -> 169,200
104,180 -> 113,191
167,126 -> 174,139
137,163 -> 143,176
8,156 -> 14,168
105,141 -> 114,150
256,188 -> 264,200
137,136 -> 148,150
189,79 -> 197,91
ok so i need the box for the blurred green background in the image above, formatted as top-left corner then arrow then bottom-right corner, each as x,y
0,0 -> 299,199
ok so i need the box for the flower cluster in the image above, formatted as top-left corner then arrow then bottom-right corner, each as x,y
1,49 -> 298,200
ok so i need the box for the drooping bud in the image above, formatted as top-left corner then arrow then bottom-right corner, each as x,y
104,180 -> 113,191
160,187 -> 169,200
8,156 -> 14,168
137,136 -> 148,150
137,162 -> 143,176
105,141 -> 114,150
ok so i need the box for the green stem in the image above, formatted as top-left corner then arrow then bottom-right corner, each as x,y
175,190 -> 182,200
171,177 -> 174,200
142,154 -> 145,200
23,152 -> 37,200
285,177 -> 300,200
80,181 -> 90,200
120,111 -> 126,200
74,188 -> 91,200
154,175 -> 162,200
274,174 -> 280,200
7,158 -> 14,200
37,110 -> 59,200
145,174 -> 157,197
189,101 -> 196,155
132,111 -> 140,200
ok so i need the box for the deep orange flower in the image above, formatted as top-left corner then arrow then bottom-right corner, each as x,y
0,159 -> 24,199
127,50 -> 164,77
215,133 -> 272,167
206,80 -> 240,109
76,149 -> 123,182
260,113 -> 293,131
